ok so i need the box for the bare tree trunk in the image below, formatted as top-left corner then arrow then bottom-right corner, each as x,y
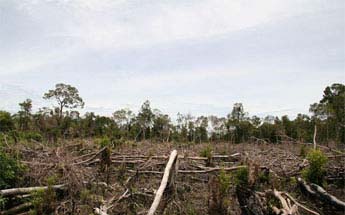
313,124 -> 317,150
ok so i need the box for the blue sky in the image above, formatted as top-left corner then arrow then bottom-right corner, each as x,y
0,0 -> 344,118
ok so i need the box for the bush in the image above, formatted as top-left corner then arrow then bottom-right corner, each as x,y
299,144 -> 308,157
29,176 -> 57,215
303,149 -> 328,185
0,151 -> 25,189
234,167 -> 249,187
96,136 -> 111,148
219,170 -> 231,195
200,145 -> 213,166
21,131 -> 43,142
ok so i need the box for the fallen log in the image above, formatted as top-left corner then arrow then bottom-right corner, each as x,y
297,177 -> 345,211
111,153 -> 240,161
0,202 -> 33,215
178,166 -> 246,174
147,150 -> 178,215
0,184 -> 66,197
310,183 -> 345,211
128,165 -> 247,175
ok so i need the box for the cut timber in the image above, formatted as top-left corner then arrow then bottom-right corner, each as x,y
0,184 -> 65,197
147,150 -> 178,215
297,177 -> 345,211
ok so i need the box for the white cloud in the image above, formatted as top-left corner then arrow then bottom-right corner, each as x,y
0,0 -> 344,117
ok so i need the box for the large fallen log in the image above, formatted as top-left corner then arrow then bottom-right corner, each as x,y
147,150 -> 178,215
0,184 -> 66,197
297,177 -> 345,211
111,153 -> 240,161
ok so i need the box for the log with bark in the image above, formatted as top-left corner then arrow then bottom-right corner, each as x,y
297,177 -> 345,211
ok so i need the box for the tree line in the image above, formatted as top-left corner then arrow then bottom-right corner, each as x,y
0,83 -> 344,145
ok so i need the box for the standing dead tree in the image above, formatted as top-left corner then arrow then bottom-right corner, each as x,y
147,150 -> 178,215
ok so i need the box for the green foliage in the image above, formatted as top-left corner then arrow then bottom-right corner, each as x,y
303,149 -> 328,185
199,145 -> 212,159
96,136 -> 111,148
218,170 -> 231,195
299,144 -> 308,157
21,131 -> 43,142
43,83 -> 84,117
200,145 -> 213,166
0,151 -> 25,189
0,111 -> 14,132
258,171 -> 270,184
234,167 -> 249,187
0,196 -> 7,210
29,176 -> 57,215
80,188 -> 92,204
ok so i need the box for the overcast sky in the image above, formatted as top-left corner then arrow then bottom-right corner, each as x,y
0,0 -> 344,118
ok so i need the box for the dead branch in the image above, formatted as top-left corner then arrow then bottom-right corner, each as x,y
270,189 -> 298,215
281,192 -> 320,215
72,147 -> 107,165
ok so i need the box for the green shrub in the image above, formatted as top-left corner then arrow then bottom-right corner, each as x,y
199,145 -> 212,159
0,151 -> 25,189
96,136 -> 111,148
200,145 -> 213,166
22,131 -> 43,142
302,149 -> 328,185
219,170 -> 231,195
300,144 -> 308,157
234,167 -> 249,187
29,176 -> 57,215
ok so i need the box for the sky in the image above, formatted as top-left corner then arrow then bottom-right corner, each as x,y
0,0 -> 344,118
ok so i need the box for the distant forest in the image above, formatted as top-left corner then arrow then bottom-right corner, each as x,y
0,83 -> 344,145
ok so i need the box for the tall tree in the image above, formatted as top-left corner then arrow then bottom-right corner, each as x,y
43,83 -> 84,118
310,83 -> 345,143
17,99 -> 32,130
137,100 -> 154,140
